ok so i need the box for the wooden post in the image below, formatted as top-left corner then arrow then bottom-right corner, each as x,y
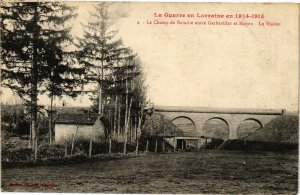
155,139 -> 158,153
145,139 -> 149,154
162,140 -> 165,152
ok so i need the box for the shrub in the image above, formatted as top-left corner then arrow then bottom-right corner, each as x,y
202,138 -> 224,149
38,144 -> 65,160
2,148 -> 34,162
219,139 -> 298,151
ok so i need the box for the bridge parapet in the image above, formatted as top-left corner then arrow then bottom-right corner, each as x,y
154,105 -> 284,115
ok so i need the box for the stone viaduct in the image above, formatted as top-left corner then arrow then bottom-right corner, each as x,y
154,105 -> 285,140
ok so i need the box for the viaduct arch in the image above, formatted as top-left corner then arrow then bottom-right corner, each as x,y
154,106 -> 284,140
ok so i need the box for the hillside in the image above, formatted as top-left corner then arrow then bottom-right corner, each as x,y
245,115 -> 298,144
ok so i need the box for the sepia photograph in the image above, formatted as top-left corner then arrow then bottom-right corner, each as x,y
0,1 -> 299,194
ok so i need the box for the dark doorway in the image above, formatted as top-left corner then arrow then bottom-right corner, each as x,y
177,139 -> 187,151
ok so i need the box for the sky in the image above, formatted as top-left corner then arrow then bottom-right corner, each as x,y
1,2 -> 299,111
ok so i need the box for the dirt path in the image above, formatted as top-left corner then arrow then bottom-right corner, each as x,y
1,150 -> 298,193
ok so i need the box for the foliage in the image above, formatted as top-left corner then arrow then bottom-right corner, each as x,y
1,2 -> 83,153
1,2 -> 82,102
76,2 -> 134,108
2,144 -> 65,162
2,148 -> 34,162
1,104 -> 30,135
77,2 -> 147,140
202,138 -> 224,149
1,2 -> 148,159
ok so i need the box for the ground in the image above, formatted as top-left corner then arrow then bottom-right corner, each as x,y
1,150 -> 298,194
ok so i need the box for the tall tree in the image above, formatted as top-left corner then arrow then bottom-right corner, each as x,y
101,56 -> 147,153
45,54 -> 84,144
77,2 -> 134,153
1,2 -> 80,159
77,2 -> 133,115
76,2 -> 148,154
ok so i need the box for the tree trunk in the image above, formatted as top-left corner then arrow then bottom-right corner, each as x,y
49,95 -> 53,144
145,139 -> 149,154
34,130 -> 38,162
173,138 -> 177,152
134,114 -> 137,142
71,134 -> 75,156
32,5 -> 39,163
123,98 -> 133,154
65,141 -> 68,157
114,94 -> 118,135
29,114 -> 32,148
89,139 -> 92,158
117,96 -> 121,140
124,76 -> 129,135
137,104 -> 144,142
123,134 -> 127,154
98,85 -> 102,115
129,117 -> 132,143
108,136 -> 112,154
71,126 -> 79,156
135,139 -> 139,155
162,141 -> 165,152
98,57 -> 104,116
155,139 -> 158,153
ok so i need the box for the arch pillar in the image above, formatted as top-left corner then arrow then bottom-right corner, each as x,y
229,121 -> 239,140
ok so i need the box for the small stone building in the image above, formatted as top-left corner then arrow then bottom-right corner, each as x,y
54,113 -> 105,143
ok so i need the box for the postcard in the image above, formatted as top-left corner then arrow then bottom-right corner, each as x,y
1,1 -> 299,194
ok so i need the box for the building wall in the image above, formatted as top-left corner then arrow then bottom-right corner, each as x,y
54,119 -> 105,143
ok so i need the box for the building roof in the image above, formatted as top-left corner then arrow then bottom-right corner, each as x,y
54,113 -> 99,125
142,113 -> 184,138
52,106 -> 91,114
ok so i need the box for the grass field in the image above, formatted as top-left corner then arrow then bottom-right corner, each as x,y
1,150 -> 298,194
